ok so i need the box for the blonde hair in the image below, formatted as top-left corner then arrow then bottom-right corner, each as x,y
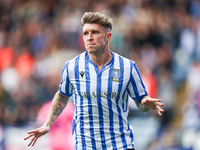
81,12 -> 112,31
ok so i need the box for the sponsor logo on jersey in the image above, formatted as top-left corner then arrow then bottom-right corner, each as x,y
76,91 -> 119,99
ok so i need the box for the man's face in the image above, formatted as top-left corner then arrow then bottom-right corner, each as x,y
82,23 -> 110,55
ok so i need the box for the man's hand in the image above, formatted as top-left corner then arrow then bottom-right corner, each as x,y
24,91 -> 69,147
24,126 -> 50,146
142,97 -> 165,116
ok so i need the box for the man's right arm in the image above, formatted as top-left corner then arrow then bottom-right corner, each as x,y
24,90 -> 69,146
43,90 -> 69,128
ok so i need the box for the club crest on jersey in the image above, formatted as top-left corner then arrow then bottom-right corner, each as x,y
112,69 -> 121,82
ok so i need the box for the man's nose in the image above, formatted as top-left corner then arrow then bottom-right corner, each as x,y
87,32 -> 93,40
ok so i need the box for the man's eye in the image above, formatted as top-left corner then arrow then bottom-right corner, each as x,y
83,32 -> 88,36
92,31 -> 98,34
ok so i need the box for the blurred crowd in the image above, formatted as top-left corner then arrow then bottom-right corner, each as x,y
0,0 -> 200,149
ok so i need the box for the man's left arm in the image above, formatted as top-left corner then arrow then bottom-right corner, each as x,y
134,96 -> 164,116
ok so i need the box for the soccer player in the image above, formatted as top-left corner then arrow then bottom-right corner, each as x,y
24,12 -> 164,150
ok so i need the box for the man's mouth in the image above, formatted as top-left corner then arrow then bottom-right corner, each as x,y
87,44 -> 95,47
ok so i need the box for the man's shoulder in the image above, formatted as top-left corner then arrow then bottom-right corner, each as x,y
112,51 -> 135,65
65,51 -> 86,66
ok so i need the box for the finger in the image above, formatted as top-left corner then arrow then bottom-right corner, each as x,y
27,135 -> 36,146
156,108 -> 163,116
158,111 -> 162,116
24,133 -> 34,140
158,102 -> 165,106
160,108 -> 164,113
151,99 -> 161,102
32,137 -> 37,147
157,105 -> 164,111
155,102 -> 165,107
27,129 -> 39,134
144,99 -> 161,104
28,127 -> 43,133
27,140 -> 33,147
157,106 -> 164,116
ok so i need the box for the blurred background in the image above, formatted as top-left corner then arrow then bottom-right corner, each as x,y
0,0 -> 200,150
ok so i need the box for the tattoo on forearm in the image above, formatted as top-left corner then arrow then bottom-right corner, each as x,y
53,92 -> 67,117
53,103 -> 63,117
46,91 -> 68,127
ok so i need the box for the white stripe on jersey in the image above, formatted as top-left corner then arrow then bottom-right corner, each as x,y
59,50 -> 148,150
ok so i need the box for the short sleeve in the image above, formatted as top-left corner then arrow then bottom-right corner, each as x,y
128,60 -> 148,100
59,61 -> 74,97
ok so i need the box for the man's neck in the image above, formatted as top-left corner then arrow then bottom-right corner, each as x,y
87,50 -> 112,71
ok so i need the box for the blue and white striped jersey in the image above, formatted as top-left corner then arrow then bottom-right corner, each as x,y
59,50 -> 148,150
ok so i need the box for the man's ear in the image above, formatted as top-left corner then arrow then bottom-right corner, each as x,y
106,32 -> 112,41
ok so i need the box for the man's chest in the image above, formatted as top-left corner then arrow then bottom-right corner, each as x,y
69,66 -> 129,96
